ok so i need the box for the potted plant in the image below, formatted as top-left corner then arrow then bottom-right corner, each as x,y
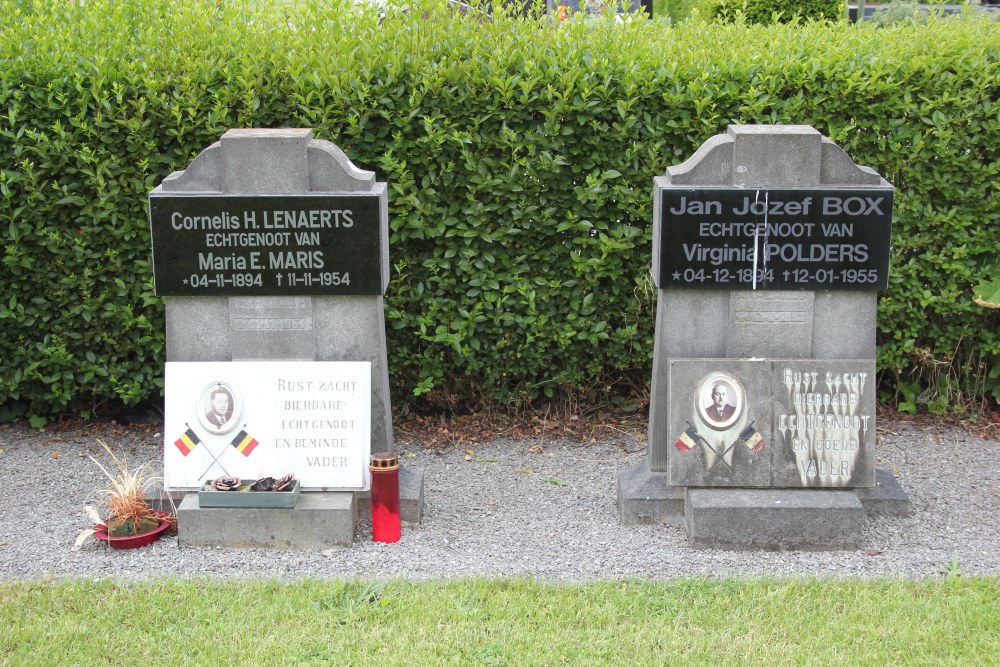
73,440 -> 176,550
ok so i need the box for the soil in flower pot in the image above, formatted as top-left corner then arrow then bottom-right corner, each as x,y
107,515 -> 160,538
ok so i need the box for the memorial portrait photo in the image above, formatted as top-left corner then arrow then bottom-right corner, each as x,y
696,372 -> 744,430
198,382 -> 242,434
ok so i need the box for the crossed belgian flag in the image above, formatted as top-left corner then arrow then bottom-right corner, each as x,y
173,426 -> 258,457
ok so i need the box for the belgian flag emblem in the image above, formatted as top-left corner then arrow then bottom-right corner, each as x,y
231,429 -> 259,457
739,423 -> 766,454
174,428 -> 201,457
674,426 -> 701,453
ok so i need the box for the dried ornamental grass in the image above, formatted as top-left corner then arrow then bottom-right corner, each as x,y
73,440 -> 174,549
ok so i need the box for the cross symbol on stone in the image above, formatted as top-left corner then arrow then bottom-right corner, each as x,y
707,439 -> 737,473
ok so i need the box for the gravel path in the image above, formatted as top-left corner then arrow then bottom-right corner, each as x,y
0,418 -> 997,581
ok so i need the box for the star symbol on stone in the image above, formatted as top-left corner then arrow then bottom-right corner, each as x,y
672,271 -> 682,281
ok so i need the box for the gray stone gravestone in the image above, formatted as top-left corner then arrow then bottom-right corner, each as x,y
546,0 -> 642,16
149,128 -> 423,549
618,125 -> 910,549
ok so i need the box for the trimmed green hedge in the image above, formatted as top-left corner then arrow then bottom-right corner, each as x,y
1,1 -> 998,421
715,0 -> 844,23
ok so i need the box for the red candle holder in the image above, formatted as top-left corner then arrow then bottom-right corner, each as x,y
369,452 -> 401,543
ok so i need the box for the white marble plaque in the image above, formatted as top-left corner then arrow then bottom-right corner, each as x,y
164,361 -> 371,490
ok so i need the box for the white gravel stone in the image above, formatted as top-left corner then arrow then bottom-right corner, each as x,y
0,419 -> 996,581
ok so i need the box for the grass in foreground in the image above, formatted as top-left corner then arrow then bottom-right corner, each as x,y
1,577 -> 997,665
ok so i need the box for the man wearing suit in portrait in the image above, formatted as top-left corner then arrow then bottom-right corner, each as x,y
706,383 -> 736,423
206,387 -> 234,428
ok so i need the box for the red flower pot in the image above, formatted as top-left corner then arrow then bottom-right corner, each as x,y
93,519 -> 171,549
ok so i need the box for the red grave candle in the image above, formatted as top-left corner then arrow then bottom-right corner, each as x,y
369,452 -> 401,543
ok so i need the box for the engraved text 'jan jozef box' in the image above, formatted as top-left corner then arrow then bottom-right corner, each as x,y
656,187 -> 892,291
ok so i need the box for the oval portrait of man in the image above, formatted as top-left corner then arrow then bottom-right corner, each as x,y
197,381 -> 243,435
695,372 -> 745,431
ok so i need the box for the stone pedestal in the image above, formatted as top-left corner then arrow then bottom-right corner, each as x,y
685,489 -> 865,550
617,461 -> 685,527
178,492 -> 357,550
857,468 -> 912,518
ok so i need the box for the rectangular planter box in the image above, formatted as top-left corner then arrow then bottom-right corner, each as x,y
198,479 -> 301,509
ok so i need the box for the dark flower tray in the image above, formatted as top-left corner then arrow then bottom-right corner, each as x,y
198,479 -> 300,509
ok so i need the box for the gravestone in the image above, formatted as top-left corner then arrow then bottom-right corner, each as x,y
618,125 -> 910,549
546,0 -> 644,17
149,128 -> 423,549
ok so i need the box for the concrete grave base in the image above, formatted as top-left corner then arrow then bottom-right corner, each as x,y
355,466 -> 426,525
619,464 -> 910,538
856,468 -> 912,518
685,488 -> 865,550
148,487 -> 187,514
617,460 -> 685,527
178,492 -> 357,550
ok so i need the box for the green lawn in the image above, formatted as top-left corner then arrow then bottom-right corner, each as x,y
1,577 -> 997,665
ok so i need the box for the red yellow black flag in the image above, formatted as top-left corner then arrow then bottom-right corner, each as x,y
230,429 -> 259,457
174,427 -> 201,457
